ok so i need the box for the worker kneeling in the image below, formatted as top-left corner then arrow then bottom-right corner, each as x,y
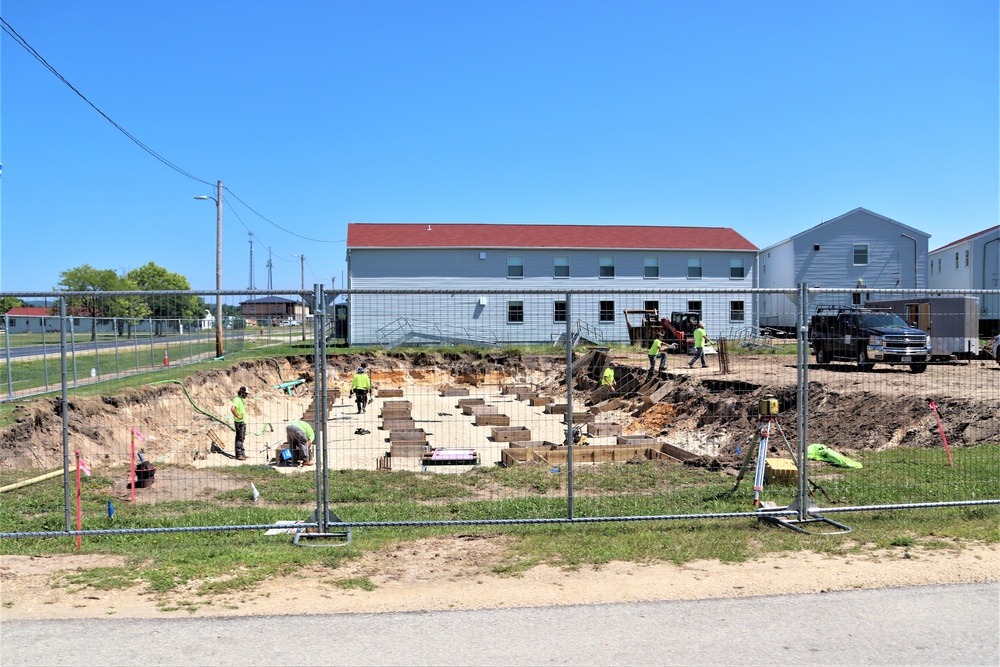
282,420 -> 314,467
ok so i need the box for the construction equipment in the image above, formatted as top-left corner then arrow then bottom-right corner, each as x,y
729,395 -> 797,507
624,310 -> 700,351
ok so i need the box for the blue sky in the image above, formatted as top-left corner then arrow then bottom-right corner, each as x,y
1,1 -> 997,293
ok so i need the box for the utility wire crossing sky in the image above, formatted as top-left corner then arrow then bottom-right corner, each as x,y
0,2 -> 996,293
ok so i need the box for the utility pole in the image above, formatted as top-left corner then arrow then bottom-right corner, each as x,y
194,181 -> 224,358
293,254 -> 306,341
215,180 -> 223,358
248,232 -> 255,290
266,248 -> 274,290
299,254 -> 306,341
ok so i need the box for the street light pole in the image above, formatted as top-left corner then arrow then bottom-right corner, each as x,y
194,180 -> 224,358
293,254 -> 306,341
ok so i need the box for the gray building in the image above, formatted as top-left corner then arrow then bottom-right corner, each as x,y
928,225 -> 1000,336
756,208 -> 930,329
346,223 -> 758,346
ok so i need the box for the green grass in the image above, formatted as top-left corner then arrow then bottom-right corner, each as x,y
1,445 -> 997,606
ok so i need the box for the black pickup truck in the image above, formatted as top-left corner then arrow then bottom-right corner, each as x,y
809,306 -> 932,373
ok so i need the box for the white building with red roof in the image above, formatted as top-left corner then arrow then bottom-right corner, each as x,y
345,222 -> 758,346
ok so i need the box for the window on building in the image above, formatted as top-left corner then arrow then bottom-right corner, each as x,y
644,300 -> 659,316
507,255 -> 523,278
965,250 -> 970,267
687,257 -> 702,279
930,260 -> 934,274
507,301 -> 524,323
730,300 -> 745,322
553,300 -> 567,323
599,256 -> 615,278
853,244 -> 869,266
554,256 -> 569,278
852,292 -> 862,305
599,300 -> 615,322
687,300 -> 702,316
955,252 -> 960,269
937,257 -> 942,272
730,258 -> 745,279
644,257 -> 659,278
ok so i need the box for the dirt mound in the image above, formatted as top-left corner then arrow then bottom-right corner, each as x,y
1,352 -> 995,472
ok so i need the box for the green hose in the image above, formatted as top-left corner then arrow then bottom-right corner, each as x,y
148,379 -> 273,436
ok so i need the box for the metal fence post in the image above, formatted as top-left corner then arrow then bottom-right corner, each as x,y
796,282 -> 810,521
70,319 -> 78,387
565,292 -> 574,520
113,317 -> 121,378
4,316 -> 12,400
60,298 -> 71,532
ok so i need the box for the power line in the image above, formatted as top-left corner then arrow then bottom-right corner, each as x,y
3,15 -> 347,248
0,16 -> 213,186
223,188 -> 346,245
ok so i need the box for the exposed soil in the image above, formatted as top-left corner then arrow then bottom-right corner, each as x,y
1,539 -> 997,620
2,350 -> 997,473
1,351 -> 997,619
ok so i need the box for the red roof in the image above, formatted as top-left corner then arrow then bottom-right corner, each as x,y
348,223 -> 757,251
930,225 -> 1000,253
5,307 -> 51,316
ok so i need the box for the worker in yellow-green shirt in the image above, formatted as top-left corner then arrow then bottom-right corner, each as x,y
688,322 -> 713,369
286,420 -> 314,466
350,366 -> 372,413
230,386 -> 249,460
601,362 -> 616,391
646,336 -> 668,381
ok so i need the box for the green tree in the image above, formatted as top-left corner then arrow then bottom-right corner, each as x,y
105,277 -> 152,338
0,296 -> 24,315
126,262 -> 206,335
56,265 -> 124,341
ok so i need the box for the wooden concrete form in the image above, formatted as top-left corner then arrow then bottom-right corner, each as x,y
588,422 -> 622,437
501,442 -> 560,466
457,397 -> 485,410
465,404 -> 499,416
502,445 -> 672,466
514,391 -> 538,401
617,434 -> 658,446
529,396 -> 554,407
390,442 -> 427,458
501,384 -> 532,395
377,388 -> 404,398
382,400 -> 413,411
381,418 -> 416,431
390,428 -> 427,444
544,403 -> 569,415
475,413 -> 510,427
380,408 -> 412,420
440,387 -> 470,397
563,412 -> 593,424
659,441 -> 701,463
491,426 -> 531,442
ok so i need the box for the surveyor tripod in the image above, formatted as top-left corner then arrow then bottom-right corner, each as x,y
729,397 -> 797,507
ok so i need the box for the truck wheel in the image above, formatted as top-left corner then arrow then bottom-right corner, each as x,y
815,346 -> 830,366
856,349 -> 874,372
909,363 -> 927,374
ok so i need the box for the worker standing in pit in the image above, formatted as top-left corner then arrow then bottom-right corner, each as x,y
231,386 -> 249,461
351,366 -> 372,413
601,362 -> 616,391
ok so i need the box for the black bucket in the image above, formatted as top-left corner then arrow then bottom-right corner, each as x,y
128,461 -> 156,489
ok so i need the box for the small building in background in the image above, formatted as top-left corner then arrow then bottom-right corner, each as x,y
928,225 -> 1000,336
238,296 -> 308,325
756,208 -> 930,331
